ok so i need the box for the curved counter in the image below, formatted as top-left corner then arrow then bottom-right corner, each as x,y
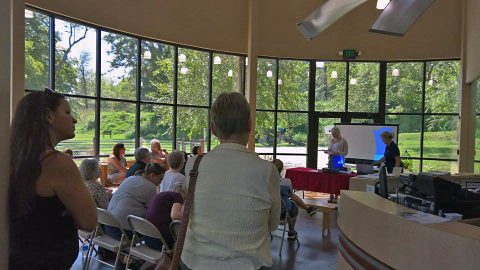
338,191 -> 480,270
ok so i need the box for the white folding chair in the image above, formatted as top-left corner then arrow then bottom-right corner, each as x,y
125,215 -> 173,269
78,229 -> 96,267
169,220 -> 181,242
85,208 -> 131,270
272,199 -> 300,257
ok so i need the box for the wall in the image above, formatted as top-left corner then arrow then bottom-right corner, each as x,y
27,0 -> 462,60
465,0 -> 480,83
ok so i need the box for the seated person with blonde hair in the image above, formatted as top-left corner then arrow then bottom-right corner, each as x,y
160,150 -> 186,193
150,139 -> 168,163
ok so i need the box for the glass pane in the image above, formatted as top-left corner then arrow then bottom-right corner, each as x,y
140,105 -> 173,152
55,19 -> 96,96
386,115 -> 422,158
422,160 -> 458,173
177,48 -> 209,106
276,155 -> 307,171
318,118 -> 341,168
141,41 -> 174,103
278,60 -> 309,111
386,62 -> 423,113
176,107 -> 208,152
56,97 -> 96,157
257,58 -> 276,110
476,116 -> 480,161
100,101 -> 136,155
402,158 -> 420,174
255,111 -> 275,153
315,62 -> 346,112
212,53 -> 242,101
425,61 -> 461,113
423,115 -> 458,159
276,113 -> 307,154
348,62 -> 380,113
475,162 -> 480,174
25,9 -> 50,90
101,32 -> 137,100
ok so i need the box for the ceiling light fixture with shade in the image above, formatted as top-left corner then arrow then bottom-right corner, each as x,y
278,79 -> 283,85
25,9 -> 34,18
376,0 -> 390,10
392,68 -> 400,77
143,51 -> 152,60
266,70 -> 273,78
316,61 -> 325,68
331,71 -> 338,79
213,56 -> 222,65
227,70 -> 233,77
245,57 -> 248,66
350,78 -> 358,85
180,67 -> 189,75
178,54 -> 187,63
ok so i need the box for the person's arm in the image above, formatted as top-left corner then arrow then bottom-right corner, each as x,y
170,203 -> 183,221
373,157 -> 385,166
395,156 -> 401,168
46,154 -> 97,230
267,164 -> 281,232
341,139 -> 349,156
108,156 -> 127,172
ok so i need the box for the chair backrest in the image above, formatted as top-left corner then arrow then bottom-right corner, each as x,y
97,208 -> 126,234
169,220 -> 181,241
127,215 -> 171,250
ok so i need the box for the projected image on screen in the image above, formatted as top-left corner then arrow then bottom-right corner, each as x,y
335,124 -> 398,161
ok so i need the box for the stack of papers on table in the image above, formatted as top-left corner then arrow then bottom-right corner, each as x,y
396,211 -> 448,224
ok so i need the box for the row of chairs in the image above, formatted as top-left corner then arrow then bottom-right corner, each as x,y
79,208 -> 180,270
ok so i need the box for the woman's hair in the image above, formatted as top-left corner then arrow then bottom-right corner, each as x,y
331,127 -> 341,137
79,159 -> 100,182
167,150 -> 185,170
144,162 -> 165,176
381,131 -> 395,140
211,92 -> 250,139
9,90 -> 66,218
192,145 -> 200,156
112,143 -> 125,161
150,139 -> 160,150
273,159 -> 284,173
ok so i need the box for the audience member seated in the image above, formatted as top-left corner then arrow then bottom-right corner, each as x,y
80,158 -> 111,209
181,92 -> 280,270
126,147 -> 151,178
107,143 -> 128,185
160,150 -> 186,192
63,148 -> 73,159
273,159 -> 318,240
106,163 -> 165,240
181,151 -> 189,175
9,90 -> 97,269
191,145 -> 203,156
145,187 -> 185,251
150,139 -> 168,163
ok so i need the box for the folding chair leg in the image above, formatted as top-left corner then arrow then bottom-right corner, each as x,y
279,224 -> 286,257
125,235 -> 136,270
84,229 -> 99,270
114,234 -> 125,270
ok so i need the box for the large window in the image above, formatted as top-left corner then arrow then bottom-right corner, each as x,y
315,62 -> 346,112
25,9 -> 50,90
348,62 -> 380,113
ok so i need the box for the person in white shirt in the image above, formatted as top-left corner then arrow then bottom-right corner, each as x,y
160,150 -> 186,192
324,126 -> 348,203
181,92 -> 281,270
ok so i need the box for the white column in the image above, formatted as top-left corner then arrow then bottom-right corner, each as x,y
246,0 -> 259,151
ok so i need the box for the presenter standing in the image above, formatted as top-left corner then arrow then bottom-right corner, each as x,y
324,126 -> 348,203
374,131 -> 401,174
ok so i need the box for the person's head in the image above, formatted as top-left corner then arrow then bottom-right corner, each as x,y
63,148 -> 73,159
381,131 -> 395,145
150,139 -> 161,152
192,145 -> 201,156
273,159 -> 284,174
167,150 -> 185,171
134,147 -> 151,163
79,158 -> 100,182
9,90 -> 76,218
211,92 -> 251,145
142,162 -> 165,186
331,127 -> 341,139
112,143 -> 126,160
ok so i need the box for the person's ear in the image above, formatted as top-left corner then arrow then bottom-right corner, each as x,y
46,108 -> 54,125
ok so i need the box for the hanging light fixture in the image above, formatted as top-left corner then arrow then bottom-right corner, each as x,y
331,71 -> 338,79
266,70 -> 273,78
428,79 -> 434,86
227,70 -> 233,77
392,68 -> 400,77
213,56 -> 222,65
25,9 -> 34,18
179,54 -> 187,63
180,67 -> 189,75
278,79 -> 283,85
143,51 -> 152,60
245,57 -> 248,66
316,61 -> 325,68
350,78 -> 358,85
376,0 -> 390,10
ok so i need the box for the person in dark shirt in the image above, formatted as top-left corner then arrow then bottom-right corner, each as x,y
126,147 -> 151,178
145,190 -> 184,250
374,131 -> 401,173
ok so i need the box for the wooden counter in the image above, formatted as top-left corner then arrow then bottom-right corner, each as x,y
338,191 -> 480,270
349,175 -> 402,193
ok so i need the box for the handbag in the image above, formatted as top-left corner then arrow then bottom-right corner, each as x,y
155,154 -> 205,270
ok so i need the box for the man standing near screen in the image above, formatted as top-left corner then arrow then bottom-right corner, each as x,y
324,126 -> 348,203
374,131 -> 402,173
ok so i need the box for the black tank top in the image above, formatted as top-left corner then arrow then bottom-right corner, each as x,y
9,151 -> 79,269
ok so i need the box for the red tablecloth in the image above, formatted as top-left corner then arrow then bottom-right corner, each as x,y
285,167 -> 356,195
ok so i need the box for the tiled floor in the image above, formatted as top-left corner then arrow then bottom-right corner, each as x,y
72,192 -> 339,270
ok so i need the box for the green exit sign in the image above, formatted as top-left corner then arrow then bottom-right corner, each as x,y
342,49 -> 358,59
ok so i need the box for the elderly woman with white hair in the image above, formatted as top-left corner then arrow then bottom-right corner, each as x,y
150,139 -> 168,162
80,158 -> 111,209
324,126 -> 349,203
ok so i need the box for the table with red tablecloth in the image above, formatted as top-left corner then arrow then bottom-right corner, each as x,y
285,167 -> 356,195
